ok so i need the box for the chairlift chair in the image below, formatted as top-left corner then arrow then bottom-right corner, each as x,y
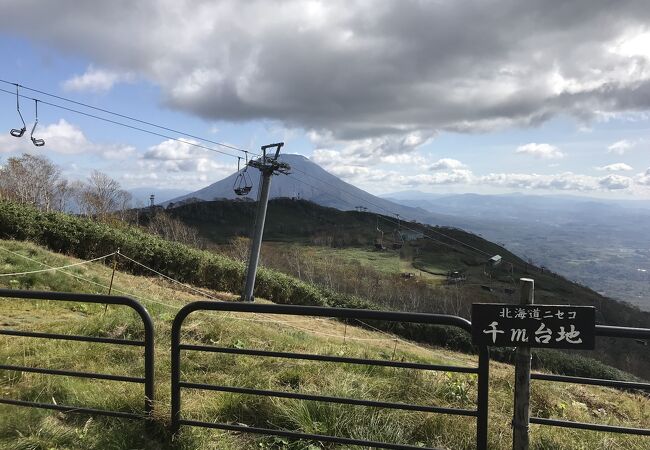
374,218 -> 385,250
392,229 -> 404,250
233,156 -> 253,196
392,214 -> 403,249
30,100 -> 45,146
10,84 -> 26,138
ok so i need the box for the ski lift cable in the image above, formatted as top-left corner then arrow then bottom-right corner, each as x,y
289,173 -> 473,256
288,166 -> 492,257
0,79 -> 251,156
2,81 -> 513,268
291,173 -> 523,285
288,174 -> 448,250
0,87 -> 248,160
287,171 -> 492,258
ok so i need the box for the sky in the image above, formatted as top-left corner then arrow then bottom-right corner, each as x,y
0,0 -> 649,200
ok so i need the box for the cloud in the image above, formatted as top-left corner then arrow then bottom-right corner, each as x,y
515,143 -> 564,159
2,0 -> 650,153
598,174 -> 633,190
596,162 -> 633,172
140,138 -> 235,174
607,139 -> 634,154
311,130 -> 432,167
480,172 -> 598,191
313,152 -> 644,193
63,65 -> 134,92
428,158 -> 467,171
636,168 -> 650,186
143,138 -> 197,161
401,170 -> 473,186
1,119 -> 92,154
0,119 -> 138,158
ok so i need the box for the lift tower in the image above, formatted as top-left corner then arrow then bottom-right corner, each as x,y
241,143 -> 290,302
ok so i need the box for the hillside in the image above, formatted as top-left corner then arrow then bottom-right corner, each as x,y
142,199 -> 650,378
1,240 -> 648,449
383,191 -> 650,311
165,155 -> 650,311
1,200 -> 648,380
155,198 -> 648,324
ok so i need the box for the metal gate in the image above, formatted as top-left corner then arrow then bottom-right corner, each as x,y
529,324 -> 650,436
171,301 -> 490,450
0,289 -> 155,420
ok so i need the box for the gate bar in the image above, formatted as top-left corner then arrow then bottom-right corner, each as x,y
0,289 -> 155,416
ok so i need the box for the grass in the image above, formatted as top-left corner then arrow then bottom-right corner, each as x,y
0,240 -> 648,449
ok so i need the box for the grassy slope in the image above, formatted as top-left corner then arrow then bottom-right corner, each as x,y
164,199 -> 648,327
0,240 -> 648,450
0,200 -> 646,380
162,200 -> 650,378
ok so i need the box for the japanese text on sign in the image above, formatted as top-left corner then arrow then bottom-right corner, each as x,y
471,304 -> 595,349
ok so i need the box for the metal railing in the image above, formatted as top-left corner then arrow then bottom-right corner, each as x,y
0,289 -> 155,420
530,324 -> 650,436
171,301 -> 490,450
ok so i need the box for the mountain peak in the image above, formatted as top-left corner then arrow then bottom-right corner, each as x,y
165,153 -> 435,222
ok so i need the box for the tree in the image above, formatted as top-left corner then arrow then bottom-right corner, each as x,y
0,153 -> 63,212
147,211 -> 203,248
77,170 -> 131,219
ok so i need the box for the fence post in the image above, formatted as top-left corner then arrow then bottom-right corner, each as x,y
513,278 -> 534,450
476,345 -> 490,450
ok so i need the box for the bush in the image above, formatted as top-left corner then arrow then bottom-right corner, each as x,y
0,201 -> 636,381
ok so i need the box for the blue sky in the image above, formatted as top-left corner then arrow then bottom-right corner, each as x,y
0,1 -> 649,200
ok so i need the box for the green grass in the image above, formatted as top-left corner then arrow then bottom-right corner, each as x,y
0,240 -> 648,449
3,200 -> 649,381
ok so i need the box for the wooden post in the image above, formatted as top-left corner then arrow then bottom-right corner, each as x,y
108,250 -> 119,295
104,250 -> 119,313
513,278 -> 534,450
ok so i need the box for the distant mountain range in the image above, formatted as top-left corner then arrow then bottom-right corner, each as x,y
382,191 -> 650,311
160,155 -> 650,311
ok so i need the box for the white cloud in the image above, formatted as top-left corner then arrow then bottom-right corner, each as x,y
63,65 -> 134,93
3,0 -> 650,149
428,158 -> 467,171
0,119 -> 92,154
310,130 -> 433,166
515,143 -> 564,160
636,168 -> 650,186
478,172 -> 633,192
607,139 -> 634,154
0,119 -> 139,160
139,138 -> 235,175
598,174 -> 633,190
596,163 -> 633,172
480,172 -> 597,191
401,170 -> 473,186
143,138 -> 197,161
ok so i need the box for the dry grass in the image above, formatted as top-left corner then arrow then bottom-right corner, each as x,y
0,240 -> 648,449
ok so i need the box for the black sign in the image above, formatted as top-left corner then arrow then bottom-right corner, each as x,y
471,303 -> 595,349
